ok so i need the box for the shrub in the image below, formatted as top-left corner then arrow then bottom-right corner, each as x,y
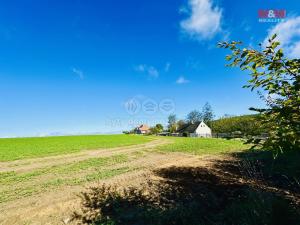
211,114 -> 266,136
219,35 -> 300,154
182,132 -> 189,137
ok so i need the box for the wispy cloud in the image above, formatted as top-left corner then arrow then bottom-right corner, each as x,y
176,76 -> 190,84
241,21 -> 251,32
134,64 -> 159,78
180,0 -> 222,41
134,64 -> 146,72
164,62 -> 171,72
186,57 -> 202,70
179,5 -> 189,14
147,66 -> 159,78
72,67 -> 84,79
263,16 -> 300,58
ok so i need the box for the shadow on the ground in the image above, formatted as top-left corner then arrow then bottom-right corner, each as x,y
218,149 -> 300,194
73,150 -> 300,225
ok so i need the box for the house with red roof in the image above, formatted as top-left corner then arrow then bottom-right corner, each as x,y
136,124 -> 150,134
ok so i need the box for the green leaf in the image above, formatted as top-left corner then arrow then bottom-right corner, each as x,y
225,55 -> 233,61
271,33 -> 277,40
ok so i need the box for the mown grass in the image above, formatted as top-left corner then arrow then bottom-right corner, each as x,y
0,134 -> 152,161
158,137 -> 248,155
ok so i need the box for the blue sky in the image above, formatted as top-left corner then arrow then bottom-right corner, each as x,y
0,0 -> 299,137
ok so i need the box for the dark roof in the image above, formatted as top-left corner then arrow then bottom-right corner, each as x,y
177,122 -> 200,133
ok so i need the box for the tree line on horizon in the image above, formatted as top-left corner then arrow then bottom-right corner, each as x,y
124,101 -> 265,137
147,102 -> 265,137
167,110 -> 265,137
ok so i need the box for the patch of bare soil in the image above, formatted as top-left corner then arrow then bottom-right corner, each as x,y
73,155 -> 300,225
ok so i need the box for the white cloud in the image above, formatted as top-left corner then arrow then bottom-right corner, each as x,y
134,64 -> 159,78
164,62 -> 171,72
72,68 -> 84,79
147,66 -> 159,78
180,0 -> 222,40
176,76 -> 190,84
264,16 -> 300,58
134,64 -> 146,72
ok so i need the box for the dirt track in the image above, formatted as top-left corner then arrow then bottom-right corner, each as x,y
0,139 -> 169,173
0,139 -> 223,225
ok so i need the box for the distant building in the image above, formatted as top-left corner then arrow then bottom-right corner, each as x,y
135,124 -> 150,134
157,131 -> 170,136
177,121 -> 212,138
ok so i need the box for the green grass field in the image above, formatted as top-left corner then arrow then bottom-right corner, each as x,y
0,135 -> 249,204
0,134 -> 152,161
158,137 -> 248,155
1,135 -> 298,224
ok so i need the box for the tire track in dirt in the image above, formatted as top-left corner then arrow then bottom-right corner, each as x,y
0,139 -> 170,173
0,151 -> 221,225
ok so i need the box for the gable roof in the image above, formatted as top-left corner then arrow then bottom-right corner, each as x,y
137,124 -> 150,131
177,122 -> 201,133
177,121 -> 210,133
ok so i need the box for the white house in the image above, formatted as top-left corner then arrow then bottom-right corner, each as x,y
177,121 -> 212,138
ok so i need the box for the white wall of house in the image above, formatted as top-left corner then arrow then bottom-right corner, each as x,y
190,121 -> 212,138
